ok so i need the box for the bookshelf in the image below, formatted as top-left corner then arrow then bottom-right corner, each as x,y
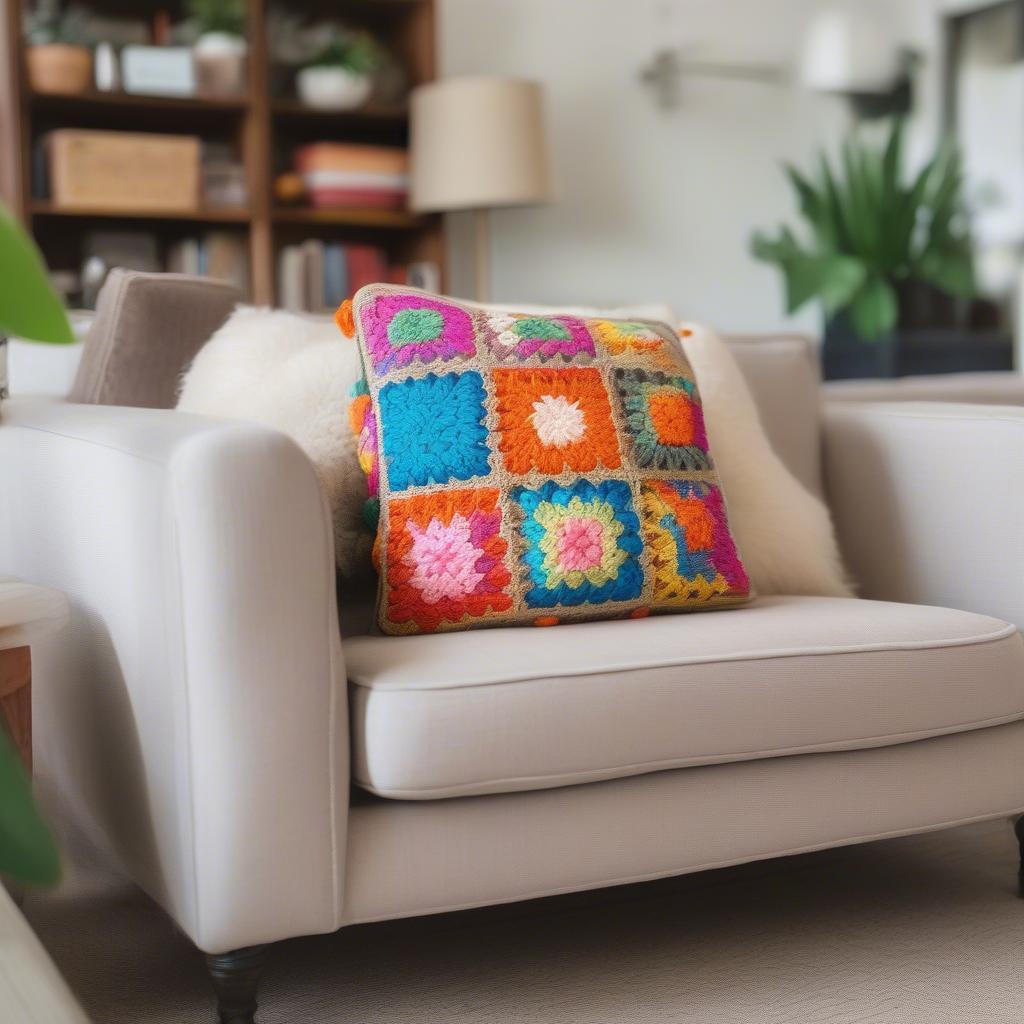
0,0 -> 444,306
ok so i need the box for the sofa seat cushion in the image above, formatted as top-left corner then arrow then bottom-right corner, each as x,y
344,595 -> 1024,800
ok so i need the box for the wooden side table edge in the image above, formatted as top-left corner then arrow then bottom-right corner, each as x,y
0,646 -> 32,771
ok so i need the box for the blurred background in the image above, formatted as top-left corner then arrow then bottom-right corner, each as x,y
1,0 -> 1021,382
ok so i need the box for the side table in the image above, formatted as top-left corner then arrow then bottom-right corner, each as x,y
0,581 -> 68,769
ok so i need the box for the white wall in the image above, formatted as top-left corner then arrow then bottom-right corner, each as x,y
438,0 -> 923,333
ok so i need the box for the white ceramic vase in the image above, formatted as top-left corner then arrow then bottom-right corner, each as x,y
296,66 -> 372,110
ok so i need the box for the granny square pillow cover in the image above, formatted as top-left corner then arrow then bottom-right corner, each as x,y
344,284 -> 751,635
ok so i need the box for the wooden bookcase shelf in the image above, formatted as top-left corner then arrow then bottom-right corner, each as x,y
0,0 -> 443,305
272,206 -> 426,229
31,201 -> 252,223
30,88 -> 250,115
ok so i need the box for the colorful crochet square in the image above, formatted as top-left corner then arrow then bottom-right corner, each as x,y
510,479 -> 643,609
612,367 -> 710,471
591,319 -> 676,366
492,367 -> 622,475
384,488 -> 513,633
639,479 -> 749,604
359,291 -> 476,374
379,371 -> 491,490
348,385 -> 379,497
347,284 -> 750,634
483,312 -> 596,362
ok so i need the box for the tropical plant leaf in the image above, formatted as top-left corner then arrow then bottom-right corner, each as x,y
916,241 -> 975,297
783,164 -> 834,248
0,727 -> 60,886
752,118 -> 974,326
848,276 -> 899,341
0,203 -> 74,344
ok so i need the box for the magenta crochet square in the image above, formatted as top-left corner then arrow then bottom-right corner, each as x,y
481,312 -> 597,362
360,293 -> 476,374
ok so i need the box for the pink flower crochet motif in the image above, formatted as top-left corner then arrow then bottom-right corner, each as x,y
404,513 -> 487,603
556,517 -> 605,572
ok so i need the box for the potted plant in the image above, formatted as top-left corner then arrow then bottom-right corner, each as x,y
0,211 -> 66,890
0,727 -> 60,890
188,0 -> 247,96
752,120 -> 986,379
296,31 -> 381,111
23,1 -> 93,95
1,202 -> 76,405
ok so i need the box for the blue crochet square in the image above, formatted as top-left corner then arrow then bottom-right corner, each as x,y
510,479 -> 644,609
379,371 -> 492,490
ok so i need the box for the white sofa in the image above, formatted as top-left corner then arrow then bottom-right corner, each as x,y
4,319 -> 1024,1023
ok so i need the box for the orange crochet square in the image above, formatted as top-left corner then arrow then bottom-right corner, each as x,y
647,391 -> 699,447
384,487 -> 512,633
493,368 -> 622,475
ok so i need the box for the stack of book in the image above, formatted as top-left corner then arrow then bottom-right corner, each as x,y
276,240 -> 439,313
294,143 -> 409,210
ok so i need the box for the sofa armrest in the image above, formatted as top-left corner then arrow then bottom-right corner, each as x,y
0,398 -> 347,952
824,401 -> 1024,627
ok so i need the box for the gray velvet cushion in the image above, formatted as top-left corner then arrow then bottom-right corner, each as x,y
69,269 -> 241,409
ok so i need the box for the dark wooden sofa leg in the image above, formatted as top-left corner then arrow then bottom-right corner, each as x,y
1014,817 -> 1024,898
205,945 -> 270,1024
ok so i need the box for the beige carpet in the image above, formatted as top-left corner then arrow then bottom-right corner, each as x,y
22,818 -> 1024,1023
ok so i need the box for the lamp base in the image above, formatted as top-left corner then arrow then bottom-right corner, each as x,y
472,208 -> 491,304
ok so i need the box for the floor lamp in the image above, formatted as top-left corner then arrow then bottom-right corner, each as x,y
409,77 -> 551,302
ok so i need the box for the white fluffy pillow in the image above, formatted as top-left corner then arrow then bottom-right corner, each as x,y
679,323 -> 850,597
178,305 -> 850,596
178,306 -> 374,578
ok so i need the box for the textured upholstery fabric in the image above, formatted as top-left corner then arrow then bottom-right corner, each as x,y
69,269 -> 240,409
726,334 -> 822,496
825,371 -> 1024,406
825,403 -> 1024,629
343,722 -> 1024,925
5,382 -> 1024,955
0,398 -> 347,953
346,595 -> 1024,799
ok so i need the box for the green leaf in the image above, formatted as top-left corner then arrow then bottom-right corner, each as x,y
916,242 -> 975,297
0,727 -> 60,887
782,252 -> 865,314
0,203 -> 74,344
881,118 -> 903,198
848,276 -> 899,341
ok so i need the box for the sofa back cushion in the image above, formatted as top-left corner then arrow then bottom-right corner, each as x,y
70,269 -> 240,409
725,334 -> 822,497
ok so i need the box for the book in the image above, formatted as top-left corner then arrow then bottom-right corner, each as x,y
346,245 -> 387,294
204,231 -> 249,295
278,245 -> 305,311
323,244 -> 348,310
301,238 -> 325,312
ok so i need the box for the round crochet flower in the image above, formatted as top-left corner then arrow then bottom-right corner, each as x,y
529,394 -> 586,448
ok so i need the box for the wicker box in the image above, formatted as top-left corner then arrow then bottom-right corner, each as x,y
47,130 -> 201,212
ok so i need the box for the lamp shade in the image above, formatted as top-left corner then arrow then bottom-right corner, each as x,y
800,5 -> 902,94
410,76 -> 551,213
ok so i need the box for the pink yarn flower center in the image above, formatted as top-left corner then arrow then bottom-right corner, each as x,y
556,517 -> 605,572
405,514 -> 485,603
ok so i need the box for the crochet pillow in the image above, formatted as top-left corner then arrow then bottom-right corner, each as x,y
344,285 -> 751,635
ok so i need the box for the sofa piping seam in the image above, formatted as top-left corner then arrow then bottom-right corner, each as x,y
347,622 -> 1018,691
354,708 -> 1024,797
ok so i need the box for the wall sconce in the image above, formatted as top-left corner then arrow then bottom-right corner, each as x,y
639,48 -> 785,110
799,5 -> 919,118
639,3 -> 917,119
